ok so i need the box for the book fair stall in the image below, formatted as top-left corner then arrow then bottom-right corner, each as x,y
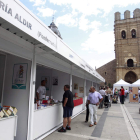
0,0 -> 105,140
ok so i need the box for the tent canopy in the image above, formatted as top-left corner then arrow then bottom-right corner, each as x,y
132,79 -> 140,87
113,79 -> 131,87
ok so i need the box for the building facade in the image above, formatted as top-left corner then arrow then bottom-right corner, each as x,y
96,59 -> 116,87
97,8 -> 140,86
115,9 -> 140,83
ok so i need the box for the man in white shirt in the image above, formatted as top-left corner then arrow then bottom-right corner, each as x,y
99,87 -> 106,109
36,80 -> 46,100
125,89 -> 128,99
88,86 -> 103,127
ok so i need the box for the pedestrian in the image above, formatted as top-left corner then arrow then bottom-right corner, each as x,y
106,86 -> 111,96
119,89 -> 122,103
114,88 -> 118,100
58,85 -> 74,132
125,89 -> 128,98
99,87 -> 106,108
138,88 -> 140,103
110,88 -> 113,101
88,86 -> 103,127
85,89 -> 91,122
121,86 -> 125,104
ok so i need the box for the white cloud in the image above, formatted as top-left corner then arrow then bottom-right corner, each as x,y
104,24 -> 109,26
79,16 -> 102,31
29,0 -> 46,6
89,21 -> 102,30
56,14 -> 78,27
81,29 -> 114,54
37,7 -> 56,17
88,57 -> 115,69
79,16 -> 89,31
49,0 -> 140,16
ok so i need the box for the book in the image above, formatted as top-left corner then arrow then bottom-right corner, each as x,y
0,110 -> 4,118
3,106 -> 18,116
12,107 -> 18,115
2,109 -> 9,117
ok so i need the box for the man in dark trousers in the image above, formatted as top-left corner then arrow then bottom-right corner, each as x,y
121,86 -> 125,104
85,89 -> 91,122
58,85 -> 74,132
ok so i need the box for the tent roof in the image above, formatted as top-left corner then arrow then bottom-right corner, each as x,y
113,79 -> 131,87
132,79 -> 140,87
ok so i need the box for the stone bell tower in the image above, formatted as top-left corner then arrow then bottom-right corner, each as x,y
114,9 -> 140,83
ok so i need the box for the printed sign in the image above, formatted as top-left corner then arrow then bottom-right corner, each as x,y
12,63 -> 28,89
74,83 -> 78,90
79,87 -> 84,93
52,77 -> 58,85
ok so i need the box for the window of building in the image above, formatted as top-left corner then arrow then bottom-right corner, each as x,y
127,59 -> 134,67
131,29 -> 136,38
121,30 -> 126,39
105,72 -> 107,75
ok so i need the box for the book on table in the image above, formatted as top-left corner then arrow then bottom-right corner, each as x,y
3,106 -> 18,116
2,109 -> 9,117
0,110 -> 4,118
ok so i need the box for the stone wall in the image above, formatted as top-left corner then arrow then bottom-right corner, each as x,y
96,59 -> 116,87
114,9 -> 140,82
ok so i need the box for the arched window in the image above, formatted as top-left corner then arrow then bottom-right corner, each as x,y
127,59 -> 134,67
105,72 -> 107,75
131,29 -> 136,38
121,30 -> 126,39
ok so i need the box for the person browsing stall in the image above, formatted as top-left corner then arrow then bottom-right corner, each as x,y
99,87 -> 106,109
85,89 -> 91,122
36,80 -> 46,100
88,86 -> 103,127
58,85 -> 74,132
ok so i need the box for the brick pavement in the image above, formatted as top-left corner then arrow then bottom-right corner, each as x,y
43,99 -> 140,140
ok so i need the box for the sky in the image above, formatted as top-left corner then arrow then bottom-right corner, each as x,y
19,0 -> 140,69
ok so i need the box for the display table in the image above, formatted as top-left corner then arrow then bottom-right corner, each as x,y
73,98 -> 83,107
0,115 -> 18,140
33,103 -> 63,139
33,100 -> 84,140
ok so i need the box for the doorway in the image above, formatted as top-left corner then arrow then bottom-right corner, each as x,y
124,71 -> 137,84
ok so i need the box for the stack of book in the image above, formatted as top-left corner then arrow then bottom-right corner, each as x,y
0,106 -> 18,119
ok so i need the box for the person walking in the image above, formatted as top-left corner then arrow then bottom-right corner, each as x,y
121,86 -> 125,104
138,88 -> 140,103
106,86 -> 111,96
114,88 -> 118,101
99,87 -> 106,108
125,89 -> 128,99
88,86 -> 103,127
110,88 -> 113,101
119,89 -> 121,103
58,85 -> 74,132
85,89 -> 91,122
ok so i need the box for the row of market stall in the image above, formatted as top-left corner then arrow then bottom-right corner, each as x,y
113,79 -> 140,103
0,0 -> 104,140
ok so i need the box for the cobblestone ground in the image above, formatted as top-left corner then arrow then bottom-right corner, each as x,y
43,98 -> 140,140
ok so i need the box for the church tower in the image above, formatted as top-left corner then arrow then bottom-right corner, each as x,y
114,9 -> 140,83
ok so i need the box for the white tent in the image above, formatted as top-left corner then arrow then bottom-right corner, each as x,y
113,79 -> 131,87
113,79 -> 131,93
132,79 -> 140,87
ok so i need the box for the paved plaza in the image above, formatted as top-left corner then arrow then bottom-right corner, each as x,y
43,98 -> 140,140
